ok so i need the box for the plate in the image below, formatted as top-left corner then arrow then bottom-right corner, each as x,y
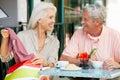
60,67 -> 82,71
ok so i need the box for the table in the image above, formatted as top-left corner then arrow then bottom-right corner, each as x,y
39,68 -> 120,79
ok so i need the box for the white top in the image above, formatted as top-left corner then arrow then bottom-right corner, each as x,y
17,29 -> 60,64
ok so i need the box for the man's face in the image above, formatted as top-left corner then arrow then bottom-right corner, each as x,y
81,11 -> 97,34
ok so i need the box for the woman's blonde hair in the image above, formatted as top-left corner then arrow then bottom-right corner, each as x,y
27,2 -> 57,30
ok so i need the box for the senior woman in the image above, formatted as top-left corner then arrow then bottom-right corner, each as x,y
17,1 -> 59,67
0,2 -> 59,80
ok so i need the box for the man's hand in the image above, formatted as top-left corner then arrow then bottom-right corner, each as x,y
103,58 -> 120,70
90,55 -> 97,61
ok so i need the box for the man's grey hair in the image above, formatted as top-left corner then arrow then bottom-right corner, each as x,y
83,4 -> 106,23
27,2 -> 57,29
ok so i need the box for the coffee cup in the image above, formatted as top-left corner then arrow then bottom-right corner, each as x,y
91,61 -> 103,69
56,61 -> 69,68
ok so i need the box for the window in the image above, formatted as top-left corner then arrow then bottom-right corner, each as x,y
0,8 -> 8,19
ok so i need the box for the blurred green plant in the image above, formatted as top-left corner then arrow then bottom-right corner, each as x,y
89,48 -> 97,57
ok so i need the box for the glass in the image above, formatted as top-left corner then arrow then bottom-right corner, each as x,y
79,59 -> 91,69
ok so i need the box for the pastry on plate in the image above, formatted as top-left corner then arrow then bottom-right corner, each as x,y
65,64 -> 80,70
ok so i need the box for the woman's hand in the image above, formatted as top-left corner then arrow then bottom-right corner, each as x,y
1,29 -> 10,38
0,29 -> 10,57
103,58 -> 120,70
31,56 -> 49,67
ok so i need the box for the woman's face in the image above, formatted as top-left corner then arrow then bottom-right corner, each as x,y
38,9 -> 56,32
81,11 -> 97,35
